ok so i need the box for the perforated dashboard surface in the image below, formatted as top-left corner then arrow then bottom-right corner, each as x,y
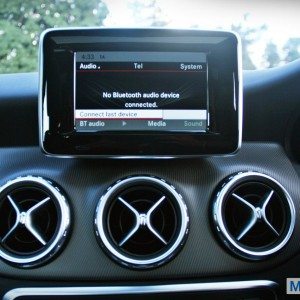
0,143 -> 299,281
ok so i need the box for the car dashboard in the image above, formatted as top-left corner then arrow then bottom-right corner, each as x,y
0,29 -> 299,300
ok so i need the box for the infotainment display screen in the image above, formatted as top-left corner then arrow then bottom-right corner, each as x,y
75,51 -> 208,132
40,28 -> 242,157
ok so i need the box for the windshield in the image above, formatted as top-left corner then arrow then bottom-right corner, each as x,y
0,0 -> 299,73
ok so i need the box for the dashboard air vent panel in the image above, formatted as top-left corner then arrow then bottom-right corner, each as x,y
95,176 -> 189,269
213,172 -> 295,260
0,176 -> 70,268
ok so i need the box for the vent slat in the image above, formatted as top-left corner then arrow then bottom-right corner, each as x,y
0,176 -> 70,268
95,176 -> 189,269
213,172 -> 295,260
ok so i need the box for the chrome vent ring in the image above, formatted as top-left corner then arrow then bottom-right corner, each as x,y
213,172 -> 295,260
95,176 -> 189,269
0,176 -> 71,268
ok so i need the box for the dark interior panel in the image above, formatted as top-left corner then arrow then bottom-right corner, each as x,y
0,51 -> 300,299
0,143 -> 298,281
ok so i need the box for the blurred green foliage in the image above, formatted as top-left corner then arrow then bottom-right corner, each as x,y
231,19 -> 267,70
0,0 -> 108,73
264,42 -> 280,68
284,38 -> 300,63
0,1 -> 299,73
128,0 -> 168,27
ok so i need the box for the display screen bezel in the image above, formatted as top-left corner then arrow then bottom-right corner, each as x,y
39,28 -> 242,157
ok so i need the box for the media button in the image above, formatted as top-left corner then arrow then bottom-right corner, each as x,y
147,120 -> 166,128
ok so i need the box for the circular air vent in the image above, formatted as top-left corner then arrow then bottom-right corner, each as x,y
95,176 -> 189,269
0,176 -> 70,267
212,172 -> 295,260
